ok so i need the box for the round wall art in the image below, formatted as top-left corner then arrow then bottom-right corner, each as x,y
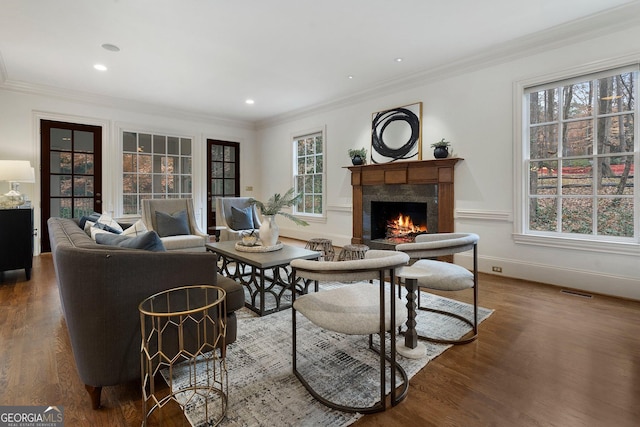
371,102 -> 422,164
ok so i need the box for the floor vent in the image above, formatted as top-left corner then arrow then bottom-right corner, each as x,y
560,289 -> 593,299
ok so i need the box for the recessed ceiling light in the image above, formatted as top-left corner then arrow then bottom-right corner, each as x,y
348,75 -> 354,79
93,64 -> 107,71
395,58 -> 403,62
245,99 -> 255,105
101,43 -> 120,52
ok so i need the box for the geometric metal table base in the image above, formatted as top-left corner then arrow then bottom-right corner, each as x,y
139,285 -> 228,426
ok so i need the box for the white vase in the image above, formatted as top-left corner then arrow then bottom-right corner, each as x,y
259,215 -> 279,247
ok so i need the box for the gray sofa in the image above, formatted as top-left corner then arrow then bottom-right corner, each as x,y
47,217 -> 244,409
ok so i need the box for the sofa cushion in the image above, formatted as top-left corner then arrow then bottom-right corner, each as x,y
160,235 -> 206,251
95,231 -> 166,252
216,274 -> 245,312
155,210 -> 190,237
231,206 -> 254,230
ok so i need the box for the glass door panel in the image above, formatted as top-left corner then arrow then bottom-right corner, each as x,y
207,139 -> 240,234
40,120 -> 102,252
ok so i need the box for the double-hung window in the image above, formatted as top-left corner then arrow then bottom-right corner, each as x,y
293,130 -> 324,217
522,65 -> 638,244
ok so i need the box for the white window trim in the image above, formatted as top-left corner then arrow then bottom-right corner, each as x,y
292,126 -> 327,221
513,56 -> 640,256
115,123 -> 198,219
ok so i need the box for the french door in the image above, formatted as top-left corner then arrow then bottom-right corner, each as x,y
40,120 -> 102,252
207,139 -> 240,232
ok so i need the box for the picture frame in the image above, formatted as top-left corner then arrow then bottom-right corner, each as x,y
371,102 -> 422,164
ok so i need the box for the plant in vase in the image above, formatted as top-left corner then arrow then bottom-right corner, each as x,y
431,138 -> 451,159
348,147 -> 367,165
249,188 -> 309,247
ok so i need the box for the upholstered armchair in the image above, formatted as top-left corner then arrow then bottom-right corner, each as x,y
290,250 -> 410,413
215,197 -> 262,241
141,198 -> 208,252
395,232 -> 479,344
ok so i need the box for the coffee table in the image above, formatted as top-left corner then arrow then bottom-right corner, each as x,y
206,241 -> 320,316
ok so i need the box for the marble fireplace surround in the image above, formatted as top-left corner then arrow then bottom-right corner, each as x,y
347,158 -> 461,247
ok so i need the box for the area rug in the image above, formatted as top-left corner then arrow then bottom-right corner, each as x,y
165,281 -> 493,427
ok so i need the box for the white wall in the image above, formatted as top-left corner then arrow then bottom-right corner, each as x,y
2,24 -> 638,300
0,90 -> 258,253
256,26 -> 640,300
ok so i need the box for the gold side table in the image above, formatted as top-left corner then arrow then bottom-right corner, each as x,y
139,285 -> 228,426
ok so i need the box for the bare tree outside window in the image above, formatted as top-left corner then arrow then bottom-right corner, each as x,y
527,69 -> 636,238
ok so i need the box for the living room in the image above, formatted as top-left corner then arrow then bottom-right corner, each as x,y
1,1 -> 639,426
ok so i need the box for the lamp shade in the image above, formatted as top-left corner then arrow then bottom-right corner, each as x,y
0,160 -> 34,182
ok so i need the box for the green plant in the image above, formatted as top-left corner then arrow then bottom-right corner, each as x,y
249,188 -> 309,226
348,147 -> 367,159
431,138 -> 451,148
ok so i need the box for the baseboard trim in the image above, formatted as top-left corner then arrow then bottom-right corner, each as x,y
456,253 -> 640,301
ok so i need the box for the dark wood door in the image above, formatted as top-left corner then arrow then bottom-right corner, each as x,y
40,120 -> 102,252
207,139 -> 240,233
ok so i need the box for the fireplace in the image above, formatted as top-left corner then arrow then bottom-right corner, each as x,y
348,158 -> 461,248
371,201 -> 428,244
363,184 -> 438,249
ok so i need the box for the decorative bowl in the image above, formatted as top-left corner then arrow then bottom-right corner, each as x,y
241,233 -> 258,246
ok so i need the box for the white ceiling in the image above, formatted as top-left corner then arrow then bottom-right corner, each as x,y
0,0 -> 637,125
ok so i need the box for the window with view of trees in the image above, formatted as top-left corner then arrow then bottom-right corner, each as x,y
525,67 -> 637,240
122,131 -> 192,215
293,131 -> 324,216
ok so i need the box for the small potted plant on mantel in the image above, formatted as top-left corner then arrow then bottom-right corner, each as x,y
348,147 -> 368,165
431,138 -> 451,159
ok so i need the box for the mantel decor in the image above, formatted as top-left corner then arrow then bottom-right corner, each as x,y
371,102 -> 422,164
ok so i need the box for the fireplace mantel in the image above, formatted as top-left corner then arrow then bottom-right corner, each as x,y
347,158 -> 462,244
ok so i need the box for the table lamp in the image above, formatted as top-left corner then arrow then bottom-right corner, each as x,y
0,160 -> 35,208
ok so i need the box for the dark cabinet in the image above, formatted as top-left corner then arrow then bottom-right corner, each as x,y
0,208 -> 34,280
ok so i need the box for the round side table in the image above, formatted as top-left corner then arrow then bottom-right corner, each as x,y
337,244 -> 370,261
305,238 -> 335,261
139,285 -> 228,426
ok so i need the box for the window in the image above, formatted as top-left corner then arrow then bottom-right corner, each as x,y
523,66 -> 638,242
293,130 -> 324,216
122,131 -> 192,215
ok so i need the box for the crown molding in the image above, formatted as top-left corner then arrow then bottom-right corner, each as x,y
257,2 -> 640,129
0,75 -> 255,131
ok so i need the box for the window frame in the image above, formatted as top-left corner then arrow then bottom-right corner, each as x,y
292,127 -> 326,221
120,128 -> 194,217
514,61 -> 640,255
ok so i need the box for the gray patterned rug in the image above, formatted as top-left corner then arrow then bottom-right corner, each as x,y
165,281 -> 493,427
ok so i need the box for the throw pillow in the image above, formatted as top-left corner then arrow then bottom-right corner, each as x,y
155,210 -> 190,237
121,219 -> 148,237
97,212 -> 124,234
93,221 -> 123,234
96,231 -> 166,252
84,220 -> 96,236
90,225 -> 113,241
231,206 -> 254,230
78,212 -> 101,230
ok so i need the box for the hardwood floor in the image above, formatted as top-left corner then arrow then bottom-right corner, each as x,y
1,247 -> 639,426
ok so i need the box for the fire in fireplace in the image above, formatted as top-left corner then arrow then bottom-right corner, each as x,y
371,201 -> 428,244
